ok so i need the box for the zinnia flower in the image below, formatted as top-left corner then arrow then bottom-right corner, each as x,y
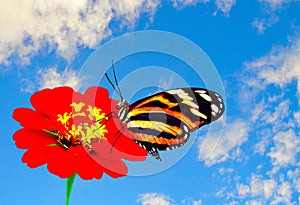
13,86 -> 147,180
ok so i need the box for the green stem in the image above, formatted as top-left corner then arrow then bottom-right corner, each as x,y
43,129 -> 59,136
66,173 -> 77,205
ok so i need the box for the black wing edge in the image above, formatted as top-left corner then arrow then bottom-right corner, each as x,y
135,140 -> 162,161
204,89 -> 225,122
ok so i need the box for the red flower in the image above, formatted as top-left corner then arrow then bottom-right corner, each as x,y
13,86 -> 147,180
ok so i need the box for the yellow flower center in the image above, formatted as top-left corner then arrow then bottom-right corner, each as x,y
54,102 -> 108,150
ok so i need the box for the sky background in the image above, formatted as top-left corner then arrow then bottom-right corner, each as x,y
1,0 -> 300,204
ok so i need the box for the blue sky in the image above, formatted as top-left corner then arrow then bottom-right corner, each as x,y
1,0 -> 300,204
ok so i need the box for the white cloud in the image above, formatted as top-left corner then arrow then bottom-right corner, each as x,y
138,194 -> 204,205
0,0 -> 296,67
294,111 -> 300,124
172,0 -> 210,8
172,0 -> 235,16
0,0 -> 240,66
181,198 -> 202,205
192,200 -> 202,205
237,34 -> 300,178
213,0 -> 236,16
236,183 -> 250,197
253,134 -> 271,155
250,174 -> 264,197
227,173 -> 296,204
252,16 -> 279,34
20,78 -> 37,93
294,178 -> 300,192
0,0 -> 160,65
244,36 -> 300,93
271,181 -> 293,204
198,119 -> 249,166
38,67 -> 84,90
245,200 -> 263,205
263,179 -> 277,199
138,193 -> 176,205
217,167 -> 234,175
20,67 -> 84,92
251,99 -> 267,122
262,100 -> 290,129
267,129 -> 300,169
256,164 -> 263,172
252,0 -> 296,33
259,0 -> 292,10
287,167 -> 300,192
238,35 -> 300,133
248,97 -> 295,135
217,32 -> 300,204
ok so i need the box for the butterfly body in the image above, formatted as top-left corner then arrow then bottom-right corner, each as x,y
117,87 -> 224,160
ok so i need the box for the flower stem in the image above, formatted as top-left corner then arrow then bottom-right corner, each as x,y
66,173 -> 77,205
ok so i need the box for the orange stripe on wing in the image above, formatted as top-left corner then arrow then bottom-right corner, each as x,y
133,133 -> 187,145
126,120 -> 182,136
133,94 -> 178,109
127,107 -> 198,130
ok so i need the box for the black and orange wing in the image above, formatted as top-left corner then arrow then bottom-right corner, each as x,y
124,88 -> 224,160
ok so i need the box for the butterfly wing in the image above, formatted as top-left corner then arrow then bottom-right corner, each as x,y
124,88 -> 224,160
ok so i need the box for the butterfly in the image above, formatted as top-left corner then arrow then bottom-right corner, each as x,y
105,67 -> 225,160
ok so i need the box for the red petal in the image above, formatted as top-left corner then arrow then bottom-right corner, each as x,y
114,130 -> 148,159
13,129 -> 58,149
80,87 -> 110,105
31,87 -> 76,117
91,141 -> 128,177
22,146 -> 58,168
102,162 -> 127,178
78,86 -> 116,117
46,147 -> 75,178
13,108 -> 56,130
71,146 -> 104,180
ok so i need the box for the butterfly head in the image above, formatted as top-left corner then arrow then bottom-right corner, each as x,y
116,99 -> 129,121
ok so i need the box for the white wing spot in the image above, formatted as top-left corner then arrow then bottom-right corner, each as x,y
211,104 -> 219,113
195,90 -> 206,94
166,89 -> 184,95
167,89 -> 194,100
190,108 -> 208,119
217,97 -> 222,102
182,100 -> 199,109
179,94 -> 193,101
183,125 -> 189,133
200,93 -> 212,102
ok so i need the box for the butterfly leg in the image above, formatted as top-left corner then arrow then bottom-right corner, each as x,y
109,127 -> 125,154
91,111 -> 125,154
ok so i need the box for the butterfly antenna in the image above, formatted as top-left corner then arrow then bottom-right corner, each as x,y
105,73 -> 121,97
112,61 -> 124,101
